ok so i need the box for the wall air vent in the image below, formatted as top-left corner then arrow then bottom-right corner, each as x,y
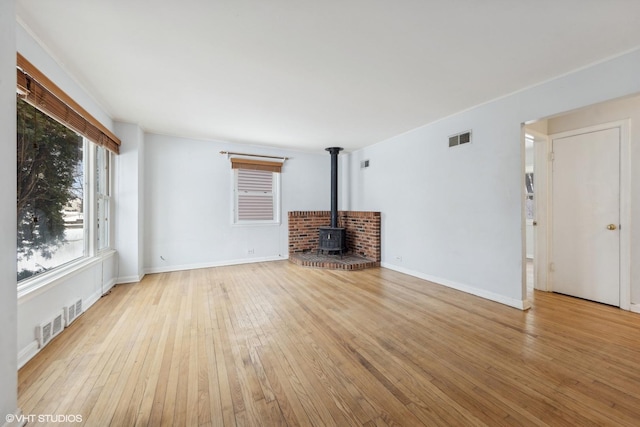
36,310 -> 64,348
449,130 -> 472,147
37,322 -> 51,348
64,298 -> 83,327
52,313 -> 63,336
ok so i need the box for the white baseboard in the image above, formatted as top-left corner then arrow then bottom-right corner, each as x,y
2,409 -> 26,427
630,303 -> 640,314
17,341 -> 38,369
144,255 -> 286,275
381,262 -> 530,311
116,274 -> 144,284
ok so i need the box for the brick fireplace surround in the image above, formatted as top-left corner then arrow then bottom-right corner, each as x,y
288,211 -> 381,270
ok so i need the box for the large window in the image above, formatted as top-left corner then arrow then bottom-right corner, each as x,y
16,97 -> 112,282
16,53 -> 119,285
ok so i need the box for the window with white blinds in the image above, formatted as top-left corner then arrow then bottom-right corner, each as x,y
234,168 -> 279,223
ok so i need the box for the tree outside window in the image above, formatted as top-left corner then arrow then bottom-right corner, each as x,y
17,97 -> 85,281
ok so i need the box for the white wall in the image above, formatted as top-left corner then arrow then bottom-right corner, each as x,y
349,48 -> 640,309
144,134 -> 330,273
114,122 -> 145,283
14,22 -> 120,369
1,1 -> 19,424
546,94 -> 640,307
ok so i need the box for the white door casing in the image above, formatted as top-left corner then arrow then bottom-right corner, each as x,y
532,131 -> 549,293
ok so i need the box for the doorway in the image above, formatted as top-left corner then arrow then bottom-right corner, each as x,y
525,117 -> 631,310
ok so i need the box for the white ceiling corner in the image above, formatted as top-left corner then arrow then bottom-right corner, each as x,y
15,0 -> 640,152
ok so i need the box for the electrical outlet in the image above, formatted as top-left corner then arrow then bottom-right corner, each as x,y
395,256 -> 402,262
248,249 -> 255,255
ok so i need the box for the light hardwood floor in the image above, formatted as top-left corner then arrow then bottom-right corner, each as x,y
19,261 -> 640,426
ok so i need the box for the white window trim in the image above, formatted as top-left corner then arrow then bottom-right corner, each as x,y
85,138 -> 95,256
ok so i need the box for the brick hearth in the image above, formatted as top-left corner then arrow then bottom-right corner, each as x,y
289,252 -> 379,270
288,211 -> 381,270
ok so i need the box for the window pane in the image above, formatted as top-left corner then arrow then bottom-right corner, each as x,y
96,146 -> 110,251
17,97 -> 85,281
96,145 -> 110,196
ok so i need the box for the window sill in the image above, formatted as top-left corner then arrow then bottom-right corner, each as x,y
18,249 -> 117,302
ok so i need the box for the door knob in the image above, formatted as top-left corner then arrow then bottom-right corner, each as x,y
606,224 -> 617,230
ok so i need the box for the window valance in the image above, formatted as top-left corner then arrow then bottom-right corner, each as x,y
16,53 -> 121,154
230,158 -> 283,173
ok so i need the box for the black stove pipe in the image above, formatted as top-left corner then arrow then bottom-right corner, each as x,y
325,147 -> 343,228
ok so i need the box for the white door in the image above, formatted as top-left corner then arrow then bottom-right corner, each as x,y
551,127 -> 620,306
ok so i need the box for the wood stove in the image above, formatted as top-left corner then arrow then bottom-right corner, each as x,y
318,147 -> 347,255
318,226 -> 346,254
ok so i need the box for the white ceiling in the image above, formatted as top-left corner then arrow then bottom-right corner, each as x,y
16,0 -> 640,152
